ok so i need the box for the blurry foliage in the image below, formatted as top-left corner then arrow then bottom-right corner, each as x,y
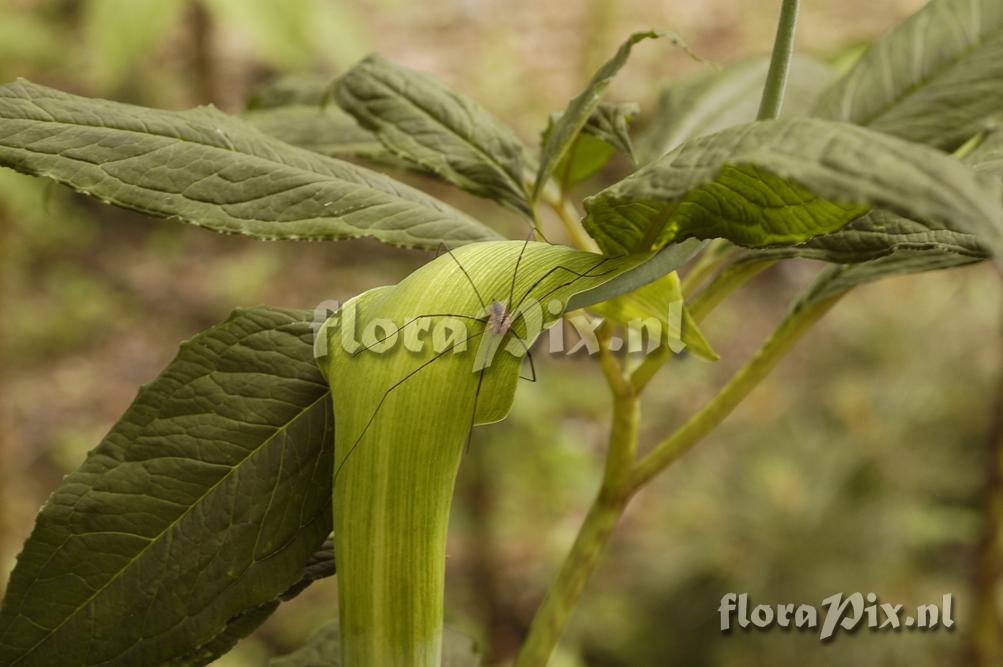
3,0 -> 999,666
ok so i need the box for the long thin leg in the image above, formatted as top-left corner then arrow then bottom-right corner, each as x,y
521,347 -> 537,382
334,329 -> 486,486
502,257 -> 614,375
442,244 -> 488,311
508,233 -> 533,310
465,366 -> 486,453
497,329 -> 537,382
511,256 -> 616,315
351,313 -> 487,356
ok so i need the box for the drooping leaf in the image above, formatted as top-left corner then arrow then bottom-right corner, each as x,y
320,241 -> 646,665
636,55 -> 836,162
247,74 -> 331,109
591,271 -> 718,361
566,238 -> 705,311
245,105 -> 392,162
165,539 -> 336,667
583,118 -> 1003,258
744,208 -> 989,265
797,250 -> 985,310
813,0 -> 1003,149
533,31 -> 694,200
0,79 -> 499,249
743,126 -> 1003,266
0,307 -> 334,667
269,621 -> 479,667
544,102 -> 639,191
333,55 -> 533,217
244,75 -> 410,168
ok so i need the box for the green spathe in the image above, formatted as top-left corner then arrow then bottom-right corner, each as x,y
321,241 -> 642,665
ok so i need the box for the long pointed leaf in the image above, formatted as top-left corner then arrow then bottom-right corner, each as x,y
813,0 -> 1003,149
637,55 -> 835,162
0,307 -> 333,666
743,127 -> 1003,265
333,55 -> 532,217
583,118 -> 1003,259
532,31 -> 688,200
0,79 -> 499,249
165,539 -> 335,667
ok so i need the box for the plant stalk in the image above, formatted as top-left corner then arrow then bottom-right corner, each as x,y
630,294 -> 839,491
515,6 -> 804,661
515,293 -> 839,665
514,333 -> 638,667
757,0 -> 800,121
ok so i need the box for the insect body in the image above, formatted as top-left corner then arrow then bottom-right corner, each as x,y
487,300 -> 513,336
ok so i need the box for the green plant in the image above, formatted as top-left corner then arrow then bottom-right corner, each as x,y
1,0 -> 1002,664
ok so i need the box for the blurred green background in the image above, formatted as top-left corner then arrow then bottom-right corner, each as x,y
2,1 -> 1001,665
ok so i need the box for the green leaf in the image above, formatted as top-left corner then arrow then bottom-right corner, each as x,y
269,622 -> 479,667
0,307 -> 333,666
590,271 -> 718,361
583,117 -> 1003,258
745,208 -> 989,265
333,55 -> 533,217
797,250 -> 984,309
244,75 -> 411,168
0,79 -> 500,249
545,102 -> 639,190
743,127 -> 1003,266
566,238 -> 705,311
581,101 -> 638,160
247,74 -> 332,109
165,539 -> 336,667
533,31 -> 693,200
320,241 -> 646,665
636,55 -> 836,162
245,105 -> 392,162
812,0 -> 1003,149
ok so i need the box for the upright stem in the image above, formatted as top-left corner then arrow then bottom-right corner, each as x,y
514,331 -> 637,667
757,0 -> 800,121
515,6 -> 804,663
515,296 -> 836,665
630,295 -> 839,490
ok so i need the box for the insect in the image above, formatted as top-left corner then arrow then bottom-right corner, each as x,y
330,237 -> 617,485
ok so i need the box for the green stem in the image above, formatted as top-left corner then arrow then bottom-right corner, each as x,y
630,293 -> 840,491
514,333 -> 638,667
756,0 -> 800,121
543,188 -> 598,252
516,294 -> 840,665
